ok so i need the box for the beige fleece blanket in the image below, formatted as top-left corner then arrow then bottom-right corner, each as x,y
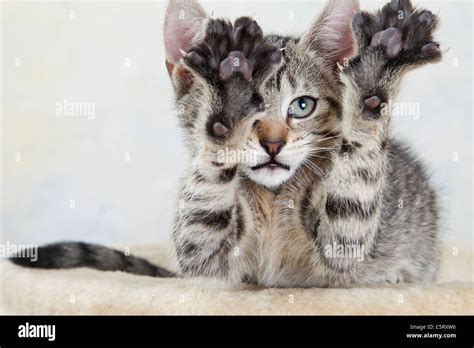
1,242 -> 472,315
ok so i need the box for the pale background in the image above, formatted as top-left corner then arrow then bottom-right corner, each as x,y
1,0 -> 472,247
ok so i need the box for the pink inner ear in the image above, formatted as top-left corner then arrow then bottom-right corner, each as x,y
164,17 -> 195,64
311,0 -> 360,64
164,1 -> 208,66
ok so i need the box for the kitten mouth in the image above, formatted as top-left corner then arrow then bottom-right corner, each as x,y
251,160 -> 290,171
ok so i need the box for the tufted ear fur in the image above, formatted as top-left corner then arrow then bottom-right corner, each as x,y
300,0 -> 359,68
164,0 -> 208,93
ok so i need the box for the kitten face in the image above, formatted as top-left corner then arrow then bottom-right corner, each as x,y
176,39 -> 342,189
164,0 -> 357,189
241,41 -> 342,189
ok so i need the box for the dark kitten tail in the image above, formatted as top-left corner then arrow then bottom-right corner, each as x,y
9,241 -> 176,277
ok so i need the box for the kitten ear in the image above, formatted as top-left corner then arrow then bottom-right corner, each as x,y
163,0 -> 208,77
301,0 -> 359,67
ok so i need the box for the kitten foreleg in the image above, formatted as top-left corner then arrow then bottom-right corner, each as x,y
313,0 -> 442,274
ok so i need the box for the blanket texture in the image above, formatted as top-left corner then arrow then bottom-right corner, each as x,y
1,242 -> 472,315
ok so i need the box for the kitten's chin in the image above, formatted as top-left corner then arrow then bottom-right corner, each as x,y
244,166 -> 296,189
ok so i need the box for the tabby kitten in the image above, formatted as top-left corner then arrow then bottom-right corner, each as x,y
12,0 -> 442,288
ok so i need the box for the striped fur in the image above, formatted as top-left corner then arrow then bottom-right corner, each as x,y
11,0 -> 442,288
171,0 -> 441,287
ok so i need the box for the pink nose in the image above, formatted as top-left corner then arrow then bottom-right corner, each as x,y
259,139 -> 285,157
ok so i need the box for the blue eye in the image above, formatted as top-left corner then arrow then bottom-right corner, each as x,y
288,96 -> 317,119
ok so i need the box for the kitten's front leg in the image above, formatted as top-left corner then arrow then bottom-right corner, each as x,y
345,0 -> 442,113
171,16 -> 280,281
173,147 -> 250,280
315,0 -> 442,277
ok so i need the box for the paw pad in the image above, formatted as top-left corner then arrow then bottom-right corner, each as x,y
185,17 -> 282,142
352,0 -> 441,64
183,17 -> 282,83
421,42 -> 440,55
364,96 -> 382,110
370,27 -> 403,58
213,122 -> 230,138
219,51 -> 254,81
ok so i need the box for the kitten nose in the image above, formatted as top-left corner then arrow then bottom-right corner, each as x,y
260,139 -> 285,157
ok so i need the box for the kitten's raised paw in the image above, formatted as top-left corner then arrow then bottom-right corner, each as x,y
182,17 -> 282,142
183,17 -> 281,83
353,0 -> 442,66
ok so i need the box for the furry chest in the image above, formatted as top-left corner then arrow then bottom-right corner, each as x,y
245,197 -> 317,287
